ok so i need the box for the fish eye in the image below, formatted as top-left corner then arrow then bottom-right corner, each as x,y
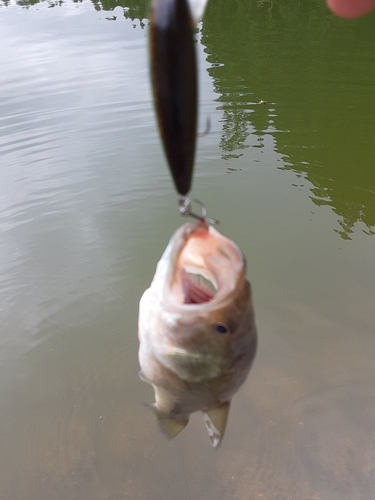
213,323 -> 229,335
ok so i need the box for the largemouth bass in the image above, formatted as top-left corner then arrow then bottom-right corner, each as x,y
138,222 -> 257,447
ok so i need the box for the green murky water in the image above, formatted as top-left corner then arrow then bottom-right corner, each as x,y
0,1 -> 374,498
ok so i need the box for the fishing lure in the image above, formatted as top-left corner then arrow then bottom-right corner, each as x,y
149,0 -> 198,196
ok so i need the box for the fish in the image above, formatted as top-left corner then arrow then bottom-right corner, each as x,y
149,0 -> 203,196
138,221 -> 257,447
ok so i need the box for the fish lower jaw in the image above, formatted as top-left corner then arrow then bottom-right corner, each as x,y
159,292 -> 240,319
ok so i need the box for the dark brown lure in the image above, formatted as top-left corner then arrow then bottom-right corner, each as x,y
150,0 -> 197,196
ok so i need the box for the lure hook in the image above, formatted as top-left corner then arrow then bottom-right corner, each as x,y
197,116 -> 211,138
178,196 -> 219,225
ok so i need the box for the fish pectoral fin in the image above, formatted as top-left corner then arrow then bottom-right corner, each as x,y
202,401 -> 231,449
150,406 -> 189,440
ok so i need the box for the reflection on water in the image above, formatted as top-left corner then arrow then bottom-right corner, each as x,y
0,0 -> 375,499
6,0 -> 375,237
201,0 -> 375,239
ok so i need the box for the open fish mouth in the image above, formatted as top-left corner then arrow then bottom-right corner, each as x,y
181,268 -> 217,304
167,223 -> 245,309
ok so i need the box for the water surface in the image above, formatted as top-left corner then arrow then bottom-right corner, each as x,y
0,1 -> 374,499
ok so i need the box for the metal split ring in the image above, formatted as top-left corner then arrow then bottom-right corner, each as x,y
178,196 -> 219,225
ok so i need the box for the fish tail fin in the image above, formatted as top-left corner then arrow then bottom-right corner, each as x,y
149,405 -> 189,439
202,401 -> 230,448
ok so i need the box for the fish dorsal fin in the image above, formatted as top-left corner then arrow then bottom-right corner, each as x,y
151,406 -> 189,439
202,402 -> 230,448
187,0 -> 209,23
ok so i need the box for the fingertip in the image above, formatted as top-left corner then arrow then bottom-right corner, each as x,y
326,0 -> 375,18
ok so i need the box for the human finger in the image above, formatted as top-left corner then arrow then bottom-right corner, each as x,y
326,0 -> 375,18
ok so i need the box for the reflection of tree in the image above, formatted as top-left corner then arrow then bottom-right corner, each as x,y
3,0 -> 374,238
91,0 -> 149,20
2,0 -> 150,21
202,0 -> 375,239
